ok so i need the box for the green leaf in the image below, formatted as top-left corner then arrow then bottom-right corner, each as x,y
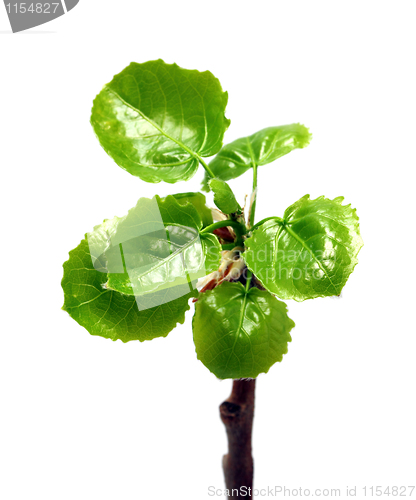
209,179 -> 241,214
244,195 -> 363,301
202,124 -> 311,189
105,195 -> 221,297
171,192 -> 213,228
62,224 -> 197,343
91,59 -> 230,184
192,282 -> 294,379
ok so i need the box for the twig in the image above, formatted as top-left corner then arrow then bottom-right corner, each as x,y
220,379 -> 256,497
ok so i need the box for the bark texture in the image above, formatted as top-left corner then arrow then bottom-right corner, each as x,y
220,379 -> 256,497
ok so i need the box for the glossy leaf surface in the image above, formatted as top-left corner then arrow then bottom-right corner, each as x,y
202,124 -> 311,189
209,179 -> 241,214
193,282 -> 294,379
62,223 -> 196,343
171,192 -> 213,228
91,59 -> 230,184
105,195 -> 221,296
244,196 -> 363,301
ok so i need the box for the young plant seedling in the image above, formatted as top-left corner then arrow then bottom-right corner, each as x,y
61,59 -> 363,496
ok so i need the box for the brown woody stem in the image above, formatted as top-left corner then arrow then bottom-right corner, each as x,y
220,379 -> 256,497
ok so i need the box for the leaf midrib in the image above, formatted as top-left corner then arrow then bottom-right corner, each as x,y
224,289 -> 253,373
106,87 -> 207,167
282,223 -> 338,294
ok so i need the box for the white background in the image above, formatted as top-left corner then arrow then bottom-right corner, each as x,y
1,1 -> 415,499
